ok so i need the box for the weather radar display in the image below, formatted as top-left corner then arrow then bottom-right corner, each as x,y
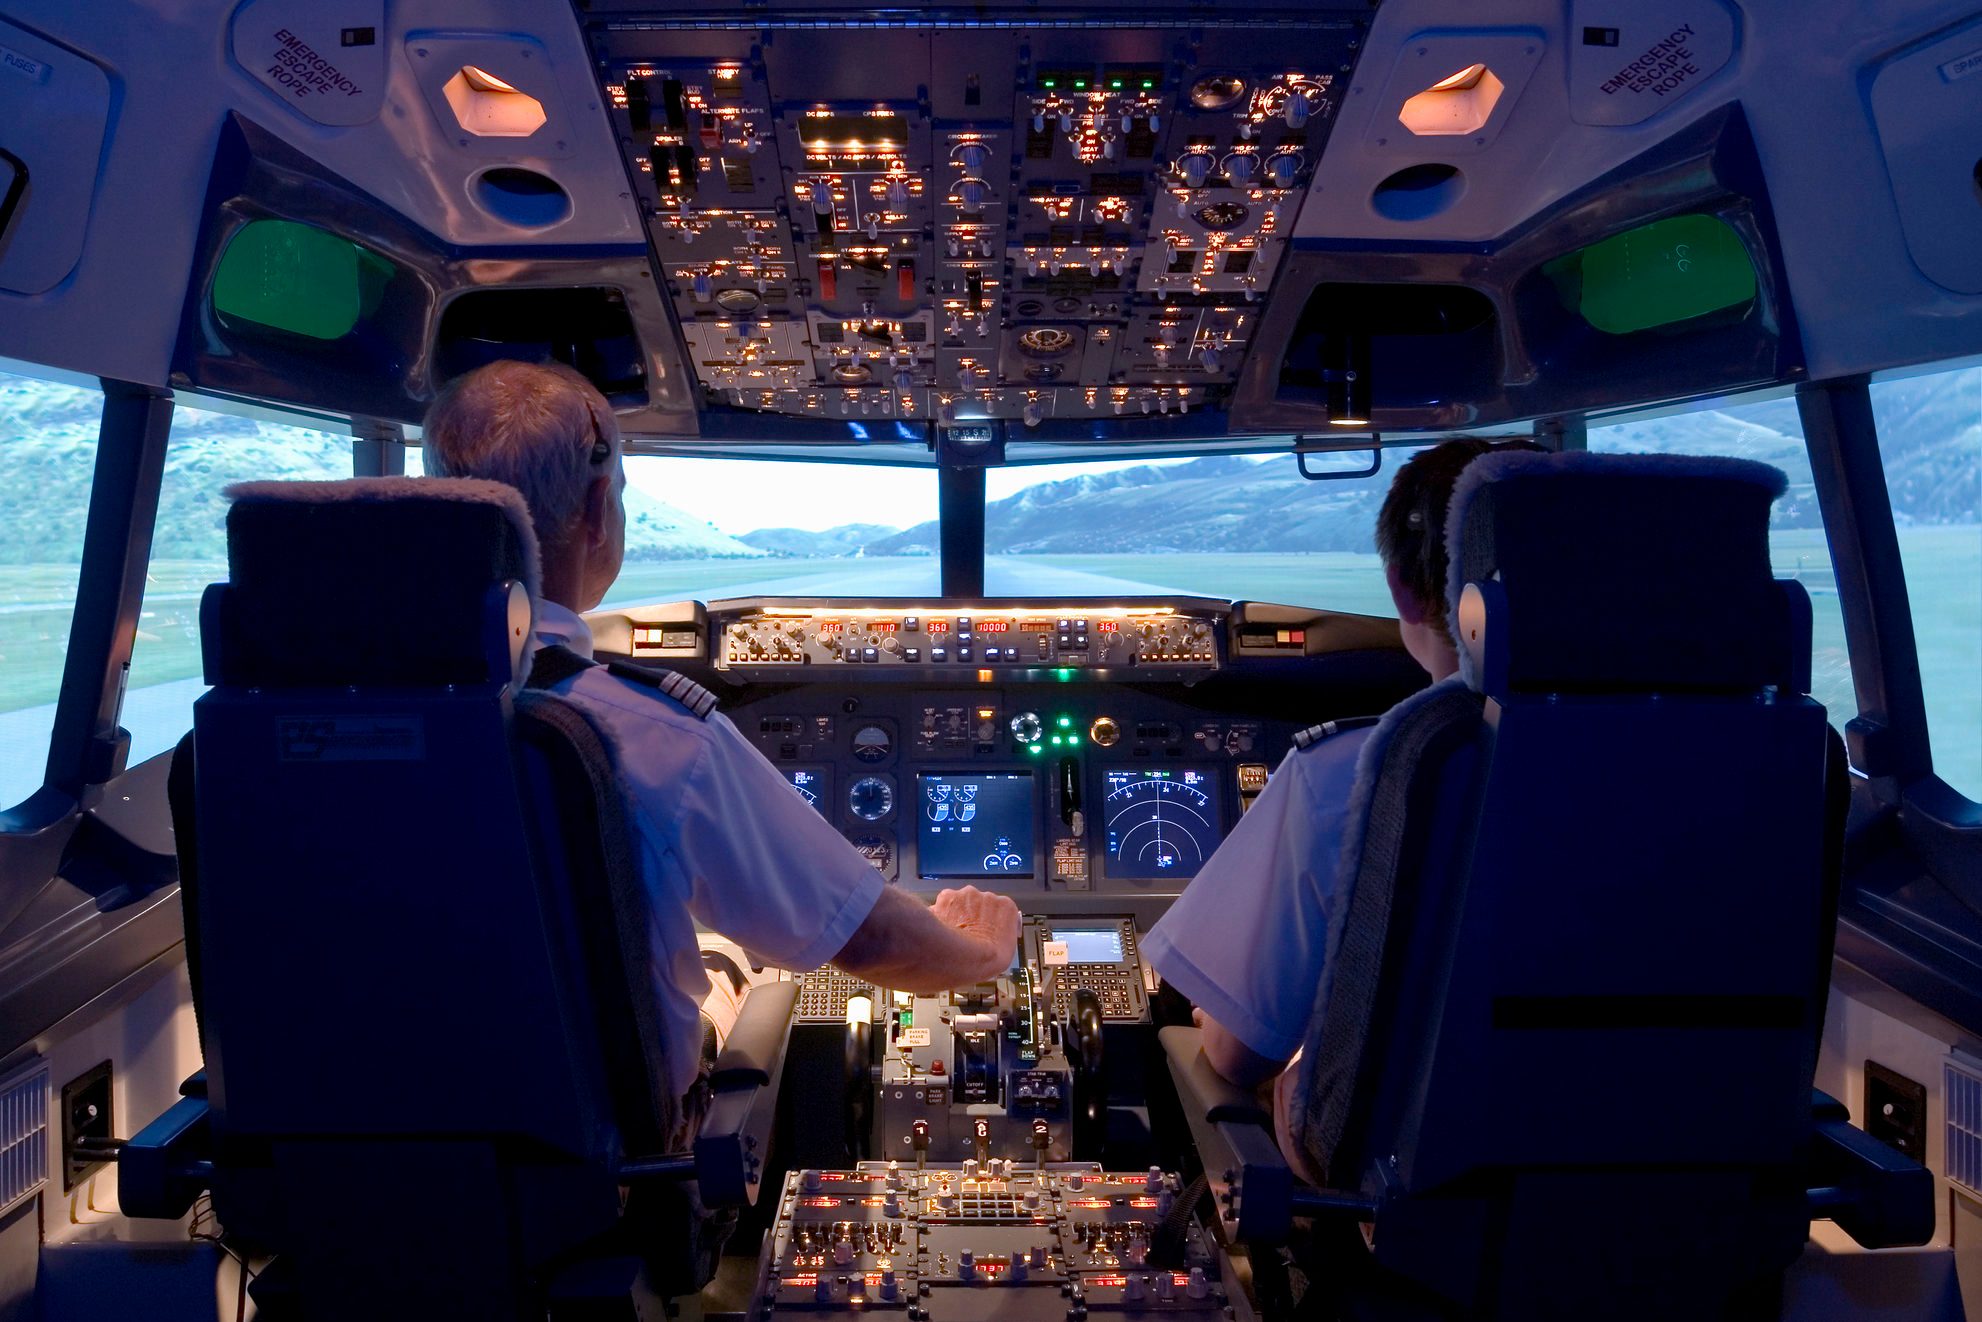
1102,769 -> 1223,879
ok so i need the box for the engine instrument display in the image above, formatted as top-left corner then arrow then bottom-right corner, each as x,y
1101,768 -> 1223,879
917,772 -> 1036,880
782,767 -> 827,814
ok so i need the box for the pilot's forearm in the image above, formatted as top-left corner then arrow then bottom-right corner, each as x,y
828,886 -> 1010,991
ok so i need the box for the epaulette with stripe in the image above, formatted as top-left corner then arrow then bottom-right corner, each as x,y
1290,714 -> 1381,750
525,643 -> 721,720
604,658 -> 722,720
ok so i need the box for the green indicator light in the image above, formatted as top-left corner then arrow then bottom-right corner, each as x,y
1056,715 -> 1072,728
1142,79 -> 1155,89
1110,79 -> 1123,89
1056,668 -> 1074,681
1042,79 -> 1056,87
1051,735 -> 1064,746
1068,735 -> 1081,747
1028,744 -> 1045,756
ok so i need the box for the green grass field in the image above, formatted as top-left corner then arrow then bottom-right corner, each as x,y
1,528 -> 1974,793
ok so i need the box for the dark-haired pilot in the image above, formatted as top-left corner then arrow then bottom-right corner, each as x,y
1143,437 -> 1535,1177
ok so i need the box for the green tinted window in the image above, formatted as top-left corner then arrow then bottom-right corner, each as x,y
1549,214 -> 1758,335
212,220 -> 393,341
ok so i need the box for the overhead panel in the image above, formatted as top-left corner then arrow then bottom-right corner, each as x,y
583,16 -> 1370,432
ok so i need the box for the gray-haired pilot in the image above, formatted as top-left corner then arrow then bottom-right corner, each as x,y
423,360 -> 1022,1109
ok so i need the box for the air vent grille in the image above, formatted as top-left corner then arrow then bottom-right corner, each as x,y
0,1064 -> 49,1215
1945,1056 -> 1982,1198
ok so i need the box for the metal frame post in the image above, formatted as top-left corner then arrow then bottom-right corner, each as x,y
45,382 -> 174,796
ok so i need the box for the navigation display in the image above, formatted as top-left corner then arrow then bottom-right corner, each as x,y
1050,924 -> 1126,965
1101,768 -> 1223,879
916,772 -> 1035,880
782,767 -> 827,815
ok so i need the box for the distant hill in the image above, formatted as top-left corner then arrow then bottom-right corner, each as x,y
2,367 -> 1972,564
741,523 -> 900,557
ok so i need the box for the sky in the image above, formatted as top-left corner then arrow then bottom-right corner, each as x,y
622,455 -> 1204,534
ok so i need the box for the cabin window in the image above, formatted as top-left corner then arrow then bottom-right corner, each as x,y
1589,394 -> 1855,730
0,369 -> 100,809
119,399 -> 349,769
1869,366 -> 1981,800
1545,214 -> 1759,336
210,219 -> 396,343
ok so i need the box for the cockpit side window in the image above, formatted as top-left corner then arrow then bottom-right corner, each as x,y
1869,365 -> 1981,801
1590,392 -> 1855,729
119,400 -> 349,772
0,368 -> 101,811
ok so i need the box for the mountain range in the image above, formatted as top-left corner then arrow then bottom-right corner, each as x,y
0,367 -> 1972,565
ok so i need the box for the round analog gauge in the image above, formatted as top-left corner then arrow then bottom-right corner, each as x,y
832,363 -> 874,385
1103,771 -> 1220,878
1193,201 -> 1251,231
715,288 -> 762,314
848,776 -> 895,823
1017,326 -> 1077,358
851,724 -> 893,763
1189,74 -> 1249,111
848,834 -> 896,879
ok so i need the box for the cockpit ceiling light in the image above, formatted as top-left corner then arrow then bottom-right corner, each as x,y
443,66 -> 548,138
1398,63 -> 1504,137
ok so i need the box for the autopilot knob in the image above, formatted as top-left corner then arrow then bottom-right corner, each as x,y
1029,1244 -> 1047,1270
816,1277 -> 835,1303
880,1267 -> 900,1301
1010,711 -> 1044,744
1021,1186 -> 1042,1210
884,1190 -> 904,1217
1223,153 -> 1257,187
1187,1268 -> 1210,1299
1266,151 -> 1301,189
959,1250 -> 977,1281
1145,1166 -> 1165,1193
834,1239 -> 856,1267
963,1158 -> 980,1181
1157,1272 -> 1177,1301
886,1159 -> 904,1190
1125,1274 -> 1147,1303
802,1169 -> 823,1192
1284,90 -> 1313,128
1065,1171 -> 1084,1191
1177,152 -> 1215,189
1011,1256 -> 1029,1284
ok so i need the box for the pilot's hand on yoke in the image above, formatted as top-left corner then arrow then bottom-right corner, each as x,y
932,885 -> 1022,976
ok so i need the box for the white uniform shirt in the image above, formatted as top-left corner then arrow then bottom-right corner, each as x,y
532,601 -> 886,1096
1142,727 -> 1373,1063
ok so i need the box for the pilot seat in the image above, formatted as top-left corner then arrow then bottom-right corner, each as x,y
116,478 -> 796,1319
1164,450 -> 1933,1320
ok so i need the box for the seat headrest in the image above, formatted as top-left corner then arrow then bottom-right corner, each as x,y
1446,452 -> 1797,696
207,478 -> 541,688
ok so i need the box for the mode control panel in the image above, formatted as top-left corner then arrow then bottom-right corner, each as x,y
714,602 -> 1221,673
